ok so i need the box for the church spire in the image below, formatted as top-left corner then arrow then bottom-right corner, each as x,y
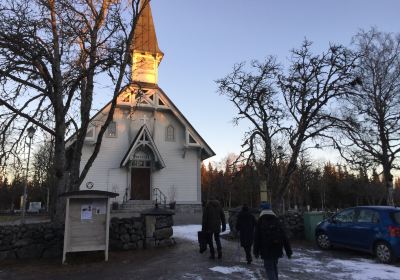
132,0 -> 163,85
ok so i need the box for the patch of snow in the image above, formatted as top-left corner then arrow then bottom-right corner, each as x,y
173,225 -> 201,241
326,259 -> 400,280
182,273 -> 203,280
305,249 -> 322,254
173,224 -> 230,242
209,266 -> 257,280
291,256 -> 323,267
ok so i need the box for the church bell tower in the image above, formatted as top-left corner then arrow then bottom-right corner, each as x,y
132,0 -> 164,85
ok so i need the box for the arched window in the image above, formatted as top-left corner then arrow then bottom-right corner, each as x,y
130,145 -> 154,168
165,125 -> 175,142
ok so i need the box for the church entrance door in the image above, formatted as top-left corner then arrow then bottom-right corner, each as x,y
131,168 -> 151,200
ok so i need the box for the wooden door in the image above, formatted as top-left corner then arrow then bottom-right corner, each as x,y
131,168 -> 151,200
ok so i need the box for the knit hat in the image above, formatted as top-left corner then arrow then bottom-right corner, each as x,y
260,201 -> 271,210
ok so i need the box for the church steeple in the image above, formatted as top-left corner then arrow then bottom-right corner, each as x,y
132,0 -> 164,85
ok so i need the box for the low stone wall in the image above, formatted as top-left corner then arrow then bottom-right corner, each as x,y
0,215 -> 174,261
228,209 -> 305,239
0,223 -> 64,260
278,211 -> 304,239
153,216 -> 174,242
109,217 -> 145,250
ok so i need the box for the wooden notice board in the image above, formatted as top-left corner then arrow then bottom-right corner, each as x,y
61,191 -> 118,264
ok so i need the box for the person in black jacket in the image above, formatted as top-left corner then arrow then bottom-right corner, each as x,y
253,203 -> 292,280
236,205 -> 256,264
202,199 -> 226,259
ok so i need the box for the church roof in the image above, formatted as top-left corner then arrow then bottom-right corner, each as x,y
133,0 -> 163,56
120,124 -> 166,168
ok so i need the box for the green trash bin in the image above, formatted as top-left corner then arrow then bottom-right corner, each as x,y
303,212 -> 324,242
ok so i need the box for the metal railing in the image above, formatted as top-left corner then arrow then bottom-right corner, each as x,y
152,187 -> 167,208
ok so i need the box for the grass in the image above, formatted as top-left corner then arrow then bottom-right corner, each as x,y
0,215 -> 21,224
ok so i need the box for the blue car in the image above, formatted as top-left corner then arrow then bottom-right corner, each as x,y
315,206 -> 400,263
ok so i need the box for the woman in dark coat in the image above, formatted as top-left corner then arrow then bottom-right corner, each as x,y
202,199 -> 226,259
236,205 -> 256,264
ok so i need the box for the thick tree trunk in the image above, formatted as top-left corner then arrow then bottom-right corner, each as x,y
383,166 -> 394,206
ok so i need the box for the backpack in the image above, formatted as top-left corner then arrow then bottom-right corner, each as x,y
260,217 -> 284,248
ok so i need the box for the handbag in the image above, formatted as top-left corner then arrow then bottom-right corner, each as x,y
197,231 -> 208,253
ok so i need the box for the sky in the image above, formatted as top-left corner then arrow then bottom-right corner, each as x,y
103,0 -> 400,165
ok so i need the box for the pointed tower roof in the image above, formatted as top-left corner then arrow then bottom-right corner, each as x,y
133,0 -> 163,56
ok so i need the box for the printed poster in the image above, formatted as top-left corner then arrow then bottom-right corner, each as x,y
81,204 -> 93,220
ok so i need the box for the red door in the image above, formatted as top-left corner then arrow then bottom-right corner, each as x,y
131,168 -> 151,200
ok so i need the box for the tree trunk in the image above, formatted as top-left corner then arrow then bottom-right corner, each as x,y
383,165 -> 394,206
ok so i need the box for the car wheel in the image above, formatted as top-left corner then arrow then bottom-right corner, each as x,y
374,242 -> 394,264
316,232 -> 331,250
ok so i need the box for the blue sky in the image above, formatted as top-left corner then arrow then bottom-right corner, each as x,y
105,0 -> 400,164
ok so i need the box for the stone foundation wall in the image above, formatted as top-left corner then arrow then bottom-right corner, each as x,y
0,223 -> 64,260
0,215 -> 174,261
109,217 -> 145,250
174,204 -> 202,215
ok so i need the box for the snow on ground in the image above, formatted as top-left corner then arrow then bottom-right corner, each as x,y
173,225 -> 201,241
173,225 -> 400,280
289,250 -> 400,280
173,224 -> 230,242
326,259 -> 400,280
209,266 -> 257,280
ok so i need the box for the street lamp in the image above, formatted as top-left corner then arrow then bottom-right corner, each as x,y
276,145 -> 285,213
21,126 -> 35,224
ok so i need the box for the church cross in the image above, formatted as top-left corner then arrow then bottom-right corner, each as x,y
140,114 -> 149,125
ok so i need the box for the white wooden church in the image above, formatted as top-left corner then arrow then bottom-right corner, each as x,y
69,1 -> 215,208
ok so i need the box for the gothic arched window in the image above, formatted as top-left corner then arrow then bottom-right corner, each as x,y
165,125 -> 175,142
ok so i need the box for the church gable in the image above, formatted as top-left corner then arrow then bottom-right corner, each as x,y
115,85 -> 215,160
120,124 -> 165,169
117,87 -> 169,111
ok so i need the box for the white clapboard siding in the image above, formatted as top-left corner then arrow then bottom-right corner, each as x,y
79,98 -> 203,205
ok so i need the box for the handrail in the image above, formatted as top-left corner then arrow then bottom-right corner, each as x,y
153,187 -> 167,208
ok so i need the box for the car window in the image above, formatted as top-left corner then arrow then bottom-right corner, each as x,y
334,209 -> 355,223
391,211 -> 400,224
356,209 -> 380,223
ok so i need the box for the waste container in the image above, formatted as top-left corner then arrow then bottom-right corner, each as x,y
303,212 -> 324,242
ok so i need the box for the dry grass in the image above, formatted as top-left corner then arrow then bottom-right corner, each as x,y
0,215 -> 21,224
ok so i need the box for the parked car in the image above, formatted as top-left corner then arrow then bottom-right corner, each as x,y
315,206 -> 400,263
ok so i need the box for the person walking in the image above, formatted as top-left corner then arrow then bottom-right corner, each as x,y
253,203 -> 292,280
236,204 -> 256,264
202,198 -> 226,259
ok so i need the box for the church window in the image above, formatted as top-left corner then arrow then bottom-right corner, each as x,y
85,126 -> 95,142
130,145 -> 154,168
165,125 -> 175,142
107,121 -> 117,138
189,134 -> 197,144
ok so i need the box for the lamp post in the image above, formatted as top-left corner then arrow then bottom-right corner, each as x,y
21,126 -> 35,224
277,146 -> 285,213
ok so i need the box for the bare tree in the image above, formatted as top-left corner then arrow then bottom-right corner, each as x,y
274,41 -> 357,209
218,42 -> 357,210
336,29 -> 400,205
0,0 -> 148,219
216,57 -> 285,203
